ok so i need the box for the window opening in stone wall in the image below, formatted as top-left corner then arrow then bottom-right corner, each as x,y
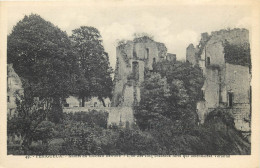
94,102 -> 97,107
132,61 -> 139,81
201,90 -> 205,100
206,57 -> 210,66
7,96 -> 10,102
228,92 -> 233,107
133,50 -> 137,59
152,58 -> 157,70
146,48 -> 149,59
218,84 -> 222,103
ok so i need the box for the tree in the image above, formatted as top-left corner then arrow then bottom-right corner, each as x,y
7,14 -> 77,122
135,61 -> 204,130
134,72 -> 170,130
70,26 -> 113,107
154,60 -> 204,109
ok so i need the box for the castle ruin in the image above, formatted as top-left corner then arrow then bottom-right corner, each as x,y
112,36 -> 176,107
186,28 -> 251,133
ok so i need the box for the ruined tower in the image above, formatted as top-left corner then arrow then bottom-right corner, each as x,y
112,36 -> 173,107
186,28 -> 251,133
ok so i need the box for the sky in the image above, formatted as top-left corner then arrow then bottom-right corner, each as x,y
6,1 -> 252,69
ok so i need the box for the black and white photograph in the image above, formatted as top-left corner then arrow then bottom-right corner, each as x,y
1,0 -> 259,165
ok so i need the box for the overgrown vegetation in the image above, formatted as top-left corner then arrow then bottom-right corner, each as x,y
7,14 -> 250,155
8,60 -> 250,155
134,61 -> 204,131
8,108 -> 250,155
224,41 -> 251,68
7,97 -> 55,154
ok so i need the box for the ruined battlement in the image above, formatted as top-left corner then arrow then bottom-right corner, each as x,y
187,28 -> 250,66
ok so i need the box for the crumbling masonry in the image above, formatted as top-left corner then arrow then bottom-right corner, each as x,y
186,28 -> 251,133
112,37 -> 176,107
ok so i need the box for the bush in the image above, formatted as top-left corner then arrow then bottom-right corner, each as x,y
59,122 -> 104,155
114,129 -> 162,155
33,121 -> 55,144
8,106 -> 249,155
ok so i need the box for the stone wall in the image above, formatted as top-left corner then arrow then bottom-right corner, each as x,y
201,41 -> 225,67
122,85 -> 134,107
107,107 -> 134,127
65,96 -> 111,108
63,107 -> 134,128
203,68 -> 220,108
111,38 -> 174,127
166,53 -> 176,62
112,38 -> 169,107
190,29 -> 251,132
231,104 -> 250,132
65,96 -> 81,107
224,63 -> 250,104
210,28 -> 249,45
208,105 -> 251,132
186,44 -> 198,65
186,28 -> 249,67
196,68 -> 220,122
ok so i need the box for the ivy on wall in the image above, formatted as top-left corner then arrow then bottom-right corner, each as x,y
223,41 -> 251,68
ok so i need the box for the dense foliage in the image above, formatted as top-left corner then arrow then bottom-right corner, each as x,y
7,14 -> 115,154
7,14 -> 78,123
7,97 -> 55,153
135,61 -> 204,130
8,14 -> 114,122
8,108 -> 250,155
70,26 -> 113,107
